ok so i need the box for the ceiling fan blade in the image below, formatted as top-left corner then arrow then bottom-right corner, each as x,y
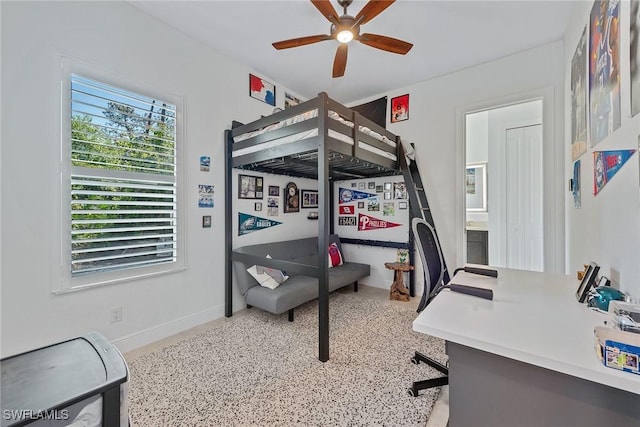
359,33 -> 413,54
333,44 -> 348,78
311,0 -> 340,25
355,0 -> 395,25
273,34 -> 332,50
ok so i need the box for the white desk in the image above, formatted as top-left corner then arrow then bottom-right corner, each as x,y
413,268 -> 640,426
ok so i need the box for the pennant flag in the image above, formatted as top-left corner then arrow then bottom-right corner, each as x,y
238,213 -> 282,236
358,213 -> 401,231
593,149 -> 636,195
338,187 -> 375,204
573,160 -> 581,208
339,205 -> 355,214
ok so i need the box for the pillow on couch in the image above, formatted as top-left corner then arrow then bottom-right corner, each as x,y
247,255 -> 289,289
328,242 -> 344,268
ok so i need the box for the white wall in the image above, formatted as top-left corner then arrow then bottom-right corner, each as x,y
355,41 -> 565,284
564,2 -> 640,298
0,1 -> 302,357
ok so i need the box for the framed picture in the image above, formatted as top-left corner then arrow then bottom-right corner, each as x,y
249,74 -> 275,106
199,155 -> 210,172
397,248 -> 409,264
576,262 -> 600,303
359,182 -> 365,189
238,174 -> 263,199
301,189 -> 318,209
375,185 -> 383,193
384,192 -> 392,200
368,182 -> 375,189
268,185 -> 279,196
357,201 -> 365,209
255,202 -> 262,211
398,201 -> 408,210
284,182 -> 299,213
393,182 -> 407,199
284,92 -> 302,109
384,182 -> 392,191
390,94 -> 409,123
466,163 -> 487,212
267,197 -> 279,216
202,215 -> 211,228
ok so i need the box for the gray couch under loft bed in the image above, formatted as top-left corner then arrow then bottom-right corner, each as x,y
224,92 -> 410,362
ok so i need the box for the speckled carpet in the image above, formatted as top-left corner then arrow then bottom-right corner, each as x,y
127,292 -> 446,426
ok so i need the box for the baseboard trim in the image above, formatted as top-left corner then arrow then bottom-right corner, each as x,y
113,305 -> 225,353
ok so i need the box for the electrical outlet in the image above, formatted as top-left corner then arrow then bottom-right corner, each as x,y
110,307 -> 122,323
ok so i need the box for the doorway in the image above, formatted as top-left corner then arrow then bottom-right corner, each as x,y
464,100 -> 544,272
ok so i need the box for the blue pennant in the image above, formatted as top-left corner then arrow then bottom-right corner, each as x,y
238,213 -> 282,236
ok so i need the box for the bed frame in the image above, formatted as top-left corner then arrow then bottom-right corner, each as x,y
224,92 -> 414,362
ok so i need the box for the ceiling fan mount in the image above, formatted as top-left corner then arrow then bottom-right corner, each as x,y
337,0 -> 353,10
272,0 -> 413,78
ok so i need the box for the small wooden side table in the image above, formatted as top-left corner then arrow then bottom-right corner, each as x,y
384,262 -> 414,302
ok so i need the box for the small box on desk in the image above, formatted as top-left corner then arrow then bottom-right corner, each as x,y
594,326 -> 640,375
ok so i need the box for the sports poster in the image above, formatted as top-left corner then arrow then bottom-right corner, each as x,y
571,26 -> 588,160
589,0 -> 621,146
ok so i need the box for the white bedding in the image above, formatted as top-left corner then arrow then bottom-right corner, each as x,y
232,109 -> 397,161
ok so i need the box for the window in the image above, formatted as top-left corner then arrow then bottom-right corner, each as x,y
67,74 -> 179,284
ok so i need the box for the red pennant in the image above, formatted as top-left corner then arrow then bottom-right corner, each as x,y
358,213 -> 401,231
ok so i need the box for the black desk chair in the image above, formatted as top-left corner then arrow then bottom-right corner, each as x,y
408,218 -> 495,397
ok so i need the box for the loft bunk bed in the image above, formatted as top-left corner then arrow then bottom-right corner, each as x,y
224,92 -> 413,362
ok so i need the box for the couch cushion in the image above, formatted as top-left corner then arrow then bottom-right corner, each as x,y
328,262 -> 370,292
246,275 -> 318,314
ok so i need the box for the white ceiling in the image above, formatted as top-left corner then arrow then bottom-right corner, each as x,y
129,0 -> 575,104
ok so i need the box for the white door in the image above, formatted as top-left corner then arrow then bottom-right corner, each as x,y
505,124 -> 543,271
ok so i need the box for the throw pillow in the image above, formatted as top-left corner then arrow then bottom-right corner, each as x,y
328,242 -> 344,268
247,255 -> 289,289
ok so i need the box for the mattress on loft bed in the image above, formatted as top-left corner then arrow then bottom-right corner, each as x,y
232,109 -> 397,161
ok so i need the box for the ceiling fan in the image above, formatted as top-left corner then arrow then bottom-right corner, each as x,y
272,0 -> 413,78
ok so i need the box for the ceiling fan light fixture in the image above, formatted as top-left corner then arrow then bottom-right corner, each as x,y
336,29 -> 353,43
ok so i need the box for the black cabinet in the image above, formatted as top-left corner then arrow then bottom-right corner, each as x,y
467,229 -> 488,265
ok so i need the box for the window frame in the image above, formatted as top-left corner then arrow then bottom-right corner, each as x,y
53,55 -> 186,293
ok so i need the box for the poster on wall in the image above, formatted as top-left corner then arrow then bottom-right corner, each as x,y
238,213 -> 281,236
571,26 -> 588,160
200,155 -> 210,172
390,94 -> 409,123
284,92 -> 302,109
589,0 -> 621,146
573,160 -> 582,208
267,197 -> 279,216
249,74 -> 275,106
198,185 -> 214,208
593,149 -> 637,195
631,0 -> 640,116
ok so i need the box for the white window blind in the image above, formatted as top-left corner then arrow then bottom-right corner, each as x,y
70,75 -> 177,276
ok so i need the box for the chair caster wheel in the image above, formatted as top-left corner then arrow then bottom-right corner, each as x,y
410,357 -> 419,365
407,388 -> 417,397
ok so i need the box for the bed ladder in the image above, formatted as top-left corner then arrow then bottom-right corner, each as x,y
398,141 -> 451,290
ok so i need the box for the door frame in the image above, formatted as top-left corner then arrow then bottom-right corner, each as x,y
455,86 -> 564,273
